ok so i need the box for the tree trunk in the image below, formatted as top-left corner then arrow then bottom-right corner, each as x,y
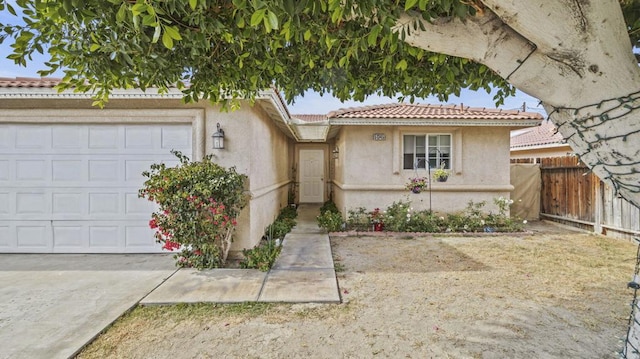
399,0 -> 640,208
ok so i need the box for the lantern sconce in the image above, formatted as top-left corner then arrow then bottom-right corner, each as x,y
332,146 -> 339,159
212,123 -> 225,149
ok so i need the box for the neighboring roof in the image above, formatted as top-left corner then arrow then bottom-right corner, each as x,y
510,119 -> 566,149
0,77 -> 63,88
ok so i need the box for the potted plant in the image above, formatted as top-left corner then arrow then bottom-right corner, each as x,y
432,164 -> 449,182
369,208 -> 384,231
405,176 -> 429,193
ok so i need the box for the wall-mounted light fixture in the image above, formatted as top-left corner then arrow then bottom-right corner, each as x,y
212,123 -> 225,149
332,146 -> 339,159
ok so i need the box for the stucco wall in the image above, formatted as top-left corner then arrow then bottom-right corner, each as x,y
332,125 -> 513,215
203,102 -> 292,252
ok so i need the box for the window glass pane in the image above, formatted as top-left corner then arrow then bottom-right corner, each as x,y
403,135 -> 414,154
403,154 -> 414,169
439,135 -> 450,146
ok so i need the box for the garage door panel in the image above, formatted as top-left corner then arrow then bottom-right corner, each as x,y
53,226 -> 85,249
89,159 -> 120,182
0,160 -> 8,180
16,127 -> 48,149
89,193 -> 120,215
125,225 -> 161,251
162,127 -> 192,149
16,160 -> 47,181
16,192 -> 48,214
1,123 -> 192,253
52,160 -> 84,181
52,193 -> 83,215
0,224 -> 12,248
0,193 -> 8,214
125,127 -> 156,149
0,126 -> 10,148
52,126 -> 83,149
125,193 -> 156,215
89,127 -> 119,149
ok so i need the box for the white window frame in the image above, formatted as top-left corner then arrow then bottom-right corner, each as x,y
403,133 -> 452,170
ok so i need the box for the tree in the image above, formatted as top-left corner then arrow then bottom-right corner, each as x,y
1,0 -> 640,207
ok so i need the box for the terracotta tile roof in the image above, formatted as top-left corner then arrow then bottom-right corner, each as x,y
0,77 -> 62,88
510,119 -> 565,148
328,103 -> 542,120
292,114 -> 327,122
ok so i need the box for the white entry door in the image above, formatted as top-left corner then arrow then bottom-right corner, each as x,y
299,149 -> 324,203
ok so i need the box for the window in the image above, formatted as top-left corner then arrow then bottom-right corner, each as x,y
403,134 -> 451,170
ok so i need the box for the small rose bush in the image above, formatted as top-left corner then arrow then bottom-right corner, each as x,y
139,150 -> 247,269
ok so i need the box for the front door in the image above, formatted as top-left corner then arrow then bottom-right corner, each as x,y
299,149 -> 324,203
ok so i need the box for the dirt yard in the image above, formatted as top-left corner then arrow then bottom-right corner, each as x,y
78,222 -> 636,358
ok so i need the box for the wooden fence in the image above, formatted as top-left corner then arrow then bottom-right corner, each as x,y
512,156 -> 640,239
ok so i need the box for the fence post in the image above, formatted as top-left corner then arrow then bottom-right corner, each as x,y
594,180 -> 603,235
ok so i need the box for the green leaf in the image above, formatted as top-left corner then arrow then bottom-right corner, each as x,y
163,25 -> 182,40
250,9 -> 266,27
116,3 -> 127,22
266,11 -> 278,30
89,43 -> 100,52
395,59 -> 408,71
405,0 -> 418,11
162,31 -> 174,49
131,3 -> 147,16
304,29 -> 311,41
189,0 -> 198,11
152,25 -> 161,43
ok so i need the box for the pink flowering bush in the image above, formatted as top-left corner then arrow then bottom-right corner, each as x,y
139,150 -> 247,269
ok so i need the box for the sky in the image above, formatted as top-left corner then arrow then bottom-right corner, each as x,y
0,6 -> 545,116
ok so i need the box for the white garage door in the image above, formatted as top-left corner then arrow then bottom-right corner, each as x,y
0,123 -> 192,253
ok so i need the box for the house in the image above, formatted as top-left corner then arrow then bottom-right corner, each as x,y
510,119 -> 573,160
317,103 -> 543,214
0,78 -> 542,254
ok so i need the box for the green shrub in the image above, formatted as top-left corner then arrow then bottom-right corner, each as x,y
347,207 -> 370,231
320,200 -> 339,214
317,210 -> 344,232
382,199 -> 412,232
138,150 -> 247,269
240,239 -> 281,272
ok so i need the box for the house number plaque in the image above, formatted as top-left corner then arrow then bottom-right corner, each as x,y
373,133 -> 386,141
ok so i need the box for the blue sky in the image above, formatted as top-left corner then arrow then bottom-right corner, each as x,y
0,6 -> 544,115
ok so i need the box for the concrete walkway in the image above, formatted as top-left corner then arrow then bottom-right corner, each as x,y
141,203 -> 341,304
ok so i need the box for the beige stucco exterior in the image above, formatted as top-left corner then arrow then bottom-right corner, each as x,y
331,125 -> 515,215
0,94 -> 294,253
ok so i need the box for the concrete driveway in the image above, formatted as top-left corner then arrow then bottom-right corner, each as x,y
0,254 -> 177,359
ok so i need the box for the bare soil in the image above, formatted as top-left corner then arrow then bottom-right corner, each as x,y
78,222 -> 636,359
